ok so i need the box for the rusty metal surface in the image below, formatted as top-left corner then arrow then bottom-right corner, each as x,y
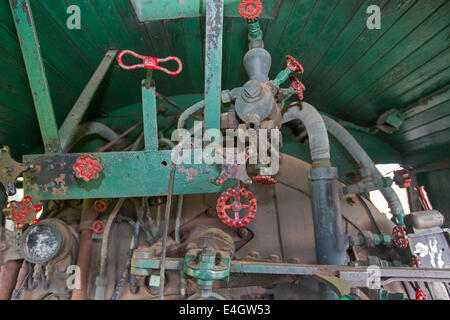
0,259 -> 22,300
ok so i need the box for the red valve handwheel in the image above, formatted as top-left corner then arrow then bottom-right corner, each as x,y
117,50 -> 183,75
290,75 -> 306,100
238,0 -> 263,20
392,226 -> 408,249
410,254 -> 420,268
415,289 -> 427,300
286,55 -> 304,73
92,220 -> 106,234
252,176 -> 277,185
10,196 -> 42,229
73,154 -> 104,182
216,187 -> 257,228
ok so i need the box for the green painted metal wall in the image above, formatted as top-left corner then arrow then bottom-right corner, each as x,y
0,1 -> 448,185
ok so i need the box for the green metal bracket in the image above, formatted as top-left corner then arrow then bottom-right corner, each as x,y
204,0 -> 224,131
142,83 -> 159,151
9,0 -> 61,153
22,150 -> 235,201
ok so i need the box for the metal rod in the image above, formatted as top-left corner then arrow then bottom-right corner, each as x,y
133,257 -> 450,286
59,50 -> 118,152
96,120 -> 143,152
155,92 -> 202,121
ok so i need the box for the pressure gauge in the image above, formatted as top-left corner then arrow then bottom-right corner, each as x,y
19,219 -> 72,264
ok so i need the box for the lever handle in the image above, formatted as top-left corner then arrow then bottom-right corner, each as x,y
117,50 -> 183,76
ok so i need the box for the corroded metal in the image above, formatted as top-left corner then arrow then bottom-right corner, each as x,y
204,0 -> 224,130
0,146 -> 30,196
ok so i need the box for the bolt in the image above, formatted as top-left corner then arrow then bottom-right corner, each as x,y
287,257 -> 300,264
238,228 -> 249,238
268,254 -> 280,261
243,82 -> 262,99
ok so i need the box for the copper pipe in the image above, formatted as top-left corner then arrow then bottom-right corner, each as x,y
11,260 -> 28,299
71,230 -> 94,300
0,260 -> 22,300
71,199 -> 98,300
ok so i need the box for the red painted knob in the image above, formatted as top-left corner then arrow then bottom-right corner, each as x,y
290,75 -> 306,101
392,226 -> 408,249
252,176 -> 277,184
93,199 -> 108,213
216,187 -> 257,228
415,289 -> 427,300
238,0 -> 263,20
92,220 -> 106,234
73,154 -> 104,182
286,55 -> 304,73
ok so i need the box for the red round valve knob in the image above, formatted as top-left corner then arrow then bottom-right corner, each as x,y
92,220 -> 106,234
415,289 -> 427,300
252,176 -> 277,185
286,55 -> 304,73
73,154 -> 104,182
290,75 -> 306,101
238,0 -> 263,20
216,187 -> 257,228
392,226 -> 408,249
93,199 -> 108,213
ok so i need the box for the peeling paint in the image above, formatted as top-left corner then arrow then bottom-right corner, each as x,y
178,166 -> 198,182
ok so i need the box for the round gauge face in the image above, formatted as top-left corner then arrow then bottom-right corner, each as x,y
22,224 -> 61,263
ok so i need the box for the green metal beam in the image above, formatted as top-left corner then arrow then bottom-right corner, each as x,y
9,0 -> 61,153
59,50 -> 118,152
130,0 -> 280,21
204,0 -> 224,131
142,84 -> 159,150
22,150 -> 234,201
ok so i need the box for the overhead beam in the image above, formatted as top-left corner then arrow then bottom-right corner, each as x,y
9,0 -> 61,153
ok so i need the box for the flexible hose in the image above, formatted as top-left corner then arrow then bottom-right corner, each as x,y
321,115 -> 405,226
177,100 -> 205,132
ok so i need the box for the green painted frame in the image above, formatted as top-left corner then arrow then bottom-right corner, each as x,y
14,0 -> 233,201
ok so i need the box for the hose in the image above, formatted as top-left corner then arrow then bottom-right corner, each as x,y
282,102 -> 331,166
321,115 -> 406,226
177,100 -> 205,133
65,122 -> 120,152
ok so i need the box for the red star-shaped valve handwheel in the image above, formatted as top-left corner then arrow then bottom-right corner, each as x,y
73,154 -> 104,182
10,196 -> 42,229
392,226 -> 409,249
216,187 -> 257,228
286,55 -> 304,73
238,0 -> 263,20
415,289 -> 427,300
290,75 -> 306,101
